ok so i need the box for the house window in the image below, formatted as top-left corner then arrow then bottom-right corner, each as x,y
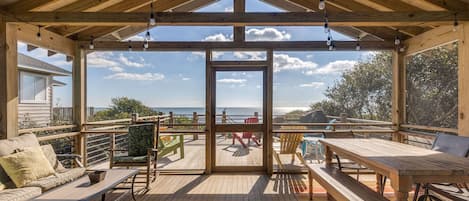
20,72 -> 48,103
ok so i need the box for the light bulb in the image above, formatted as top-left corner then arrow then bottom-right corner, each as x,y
356,43 -> 361,51
328,45 -> 333,51
36,32 -> 41,41
128,40 -> 132,51
318,0 -> 326,10
324,23 -> 329,33
149,13 -> 156,26
144,41 -> 149,49
89,43 -> 94,50
326,38 -> 332,46
453,21 -> 459,32
145,31 -> 151,41
394,36 -> 400,46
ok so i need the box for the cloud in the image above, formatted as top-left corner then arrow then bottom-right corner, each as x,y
118,53 -> 145,68
273,54 -> 318,73
105,72 -> 165,81
224,6 -> 233,12
203,33 -> 232,42
299,82 -> 325,88
305,60 -> 357,75
109,66 -> 124,72
233,51 -> 266,60
216,78 -> 247,84
246,28 -> 291,41
87,52 -> 120,68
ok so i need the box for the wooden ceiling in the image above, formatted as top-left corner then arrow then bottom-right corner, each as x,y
1,0 -> 468,42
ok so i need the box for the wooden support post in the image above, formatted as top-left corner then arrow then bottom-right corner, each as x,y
233,0 -> 245,43
458,22 -> 469,136
73,43 -> 86,166
222,111 -> 227,124
193,112 -> 198,140
392,49 -> 405,141
0,18 -> 18,139
169,111 -> 174,128
266,49 -> 273,175
205,50 -> 212,174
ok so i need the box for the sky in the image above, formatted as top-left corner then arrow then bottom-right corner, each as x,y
17,0 -> 376,110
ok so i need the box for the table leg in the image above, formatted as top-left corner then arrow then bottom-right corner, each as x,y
390,175 -> 412,201
324,145 -> 332,168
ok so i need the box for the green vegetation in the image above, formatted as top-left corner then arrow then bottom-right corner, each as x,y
92,97 -> 159,121
310,52 -> 392,121
311,44 -> 458,128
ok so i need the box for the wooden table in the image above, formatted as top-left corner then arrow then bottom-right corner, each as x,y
319,138 -> 469,201
33,169 -> 138,201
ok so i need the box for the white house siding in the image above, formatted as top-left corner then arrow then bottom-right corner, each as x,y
18,80 -> 53,128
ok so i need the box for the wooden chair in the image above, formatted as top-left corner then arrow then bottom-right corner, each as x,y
273,130 -> 306,171
413,133 -> 469,201
232,117 -> 261,148
158,133 -> 184,159
109,123 -> 159,190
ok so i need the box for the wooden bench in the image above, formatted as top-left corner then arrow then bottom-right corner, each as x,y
307,164 -> 388,201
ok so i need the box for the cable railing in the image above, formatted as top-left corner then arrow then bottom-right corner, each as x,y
18,110 -> 453,168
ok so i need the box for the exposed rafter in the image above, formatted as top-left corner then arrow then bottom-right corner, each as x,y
9,11 -> 465,27
79,40 -> 395,51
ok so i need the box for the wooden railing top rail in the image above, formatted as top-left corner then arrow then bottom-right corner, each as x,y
18,124 -> 78,134
273,122 -> 393,126
326,115 -> 391,124
400,124 -> 458,134
37,132 -> 80,142
272,129 -> 395,133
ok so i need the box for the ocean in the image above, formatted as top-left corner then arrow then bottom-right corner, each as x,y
91,107 -> 309,116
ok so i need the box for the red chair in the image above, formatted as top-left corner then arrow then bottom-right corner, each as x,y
232,117 -> 261,148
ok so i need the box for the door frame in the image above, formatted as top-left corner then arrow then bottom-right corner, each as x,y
205,50 -> 274,173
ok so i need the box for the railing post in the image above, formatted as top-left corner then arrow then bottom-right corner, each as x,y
222,111 -> 227,124
169,111 -> 174,128
193,112 -> 199,140
131,113 -> 139,124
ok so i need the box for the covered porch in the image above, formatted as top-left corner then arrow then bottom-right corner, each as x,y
1,0 -> 469,201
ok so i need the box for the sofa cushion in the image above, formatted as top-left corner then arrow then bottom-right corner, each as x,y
0,134 -> 41,188
40,145 -> 66,172
24,167 -> 86,191
0,146 -> 55,187
0,134 -> 40,156
0,187 -> 41,201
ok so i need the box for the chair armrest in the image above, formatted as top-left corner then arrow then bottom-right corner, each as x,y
56,154 -> 82,160
56,154 -> 84,168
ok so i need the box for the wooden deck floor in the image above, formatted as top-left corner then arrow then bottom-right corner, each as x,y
104,173 -> 403,201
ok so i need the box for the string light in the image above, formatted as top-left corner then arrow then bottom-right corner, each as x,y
144,40 -> 149,49
89,36 -> 94,50
128,40 -> 132,51
144,23 -> 151,49
355,37 -> 361,51
453,13 -> 458,32
394,30 -> 401,46
326,35 -> 332,46
323,12 -> 329,33
149,0 -> 156,26
36,26 -> 42,41
318,0 -> 326,10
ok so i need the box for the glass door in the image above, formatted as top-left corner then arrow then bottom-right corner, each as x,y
210,67 -> 267,171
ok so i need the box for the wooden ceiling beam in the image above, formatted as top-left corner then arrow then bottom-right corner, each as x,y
418,0 -> 469,11
47,0 -> 153,37
74,0 -> 198,40
16,23 -> 75,56
261,0 -> 381,41
10,11 -> 465,27
78,40 -> 395,51
54,0 -> 124,12
2,0 -> 53,13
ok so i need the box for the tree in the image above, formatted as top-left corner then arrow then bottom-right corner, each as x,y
92,97 -> 158,121
310,43 -> 458,128
310,52 -> 392,121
